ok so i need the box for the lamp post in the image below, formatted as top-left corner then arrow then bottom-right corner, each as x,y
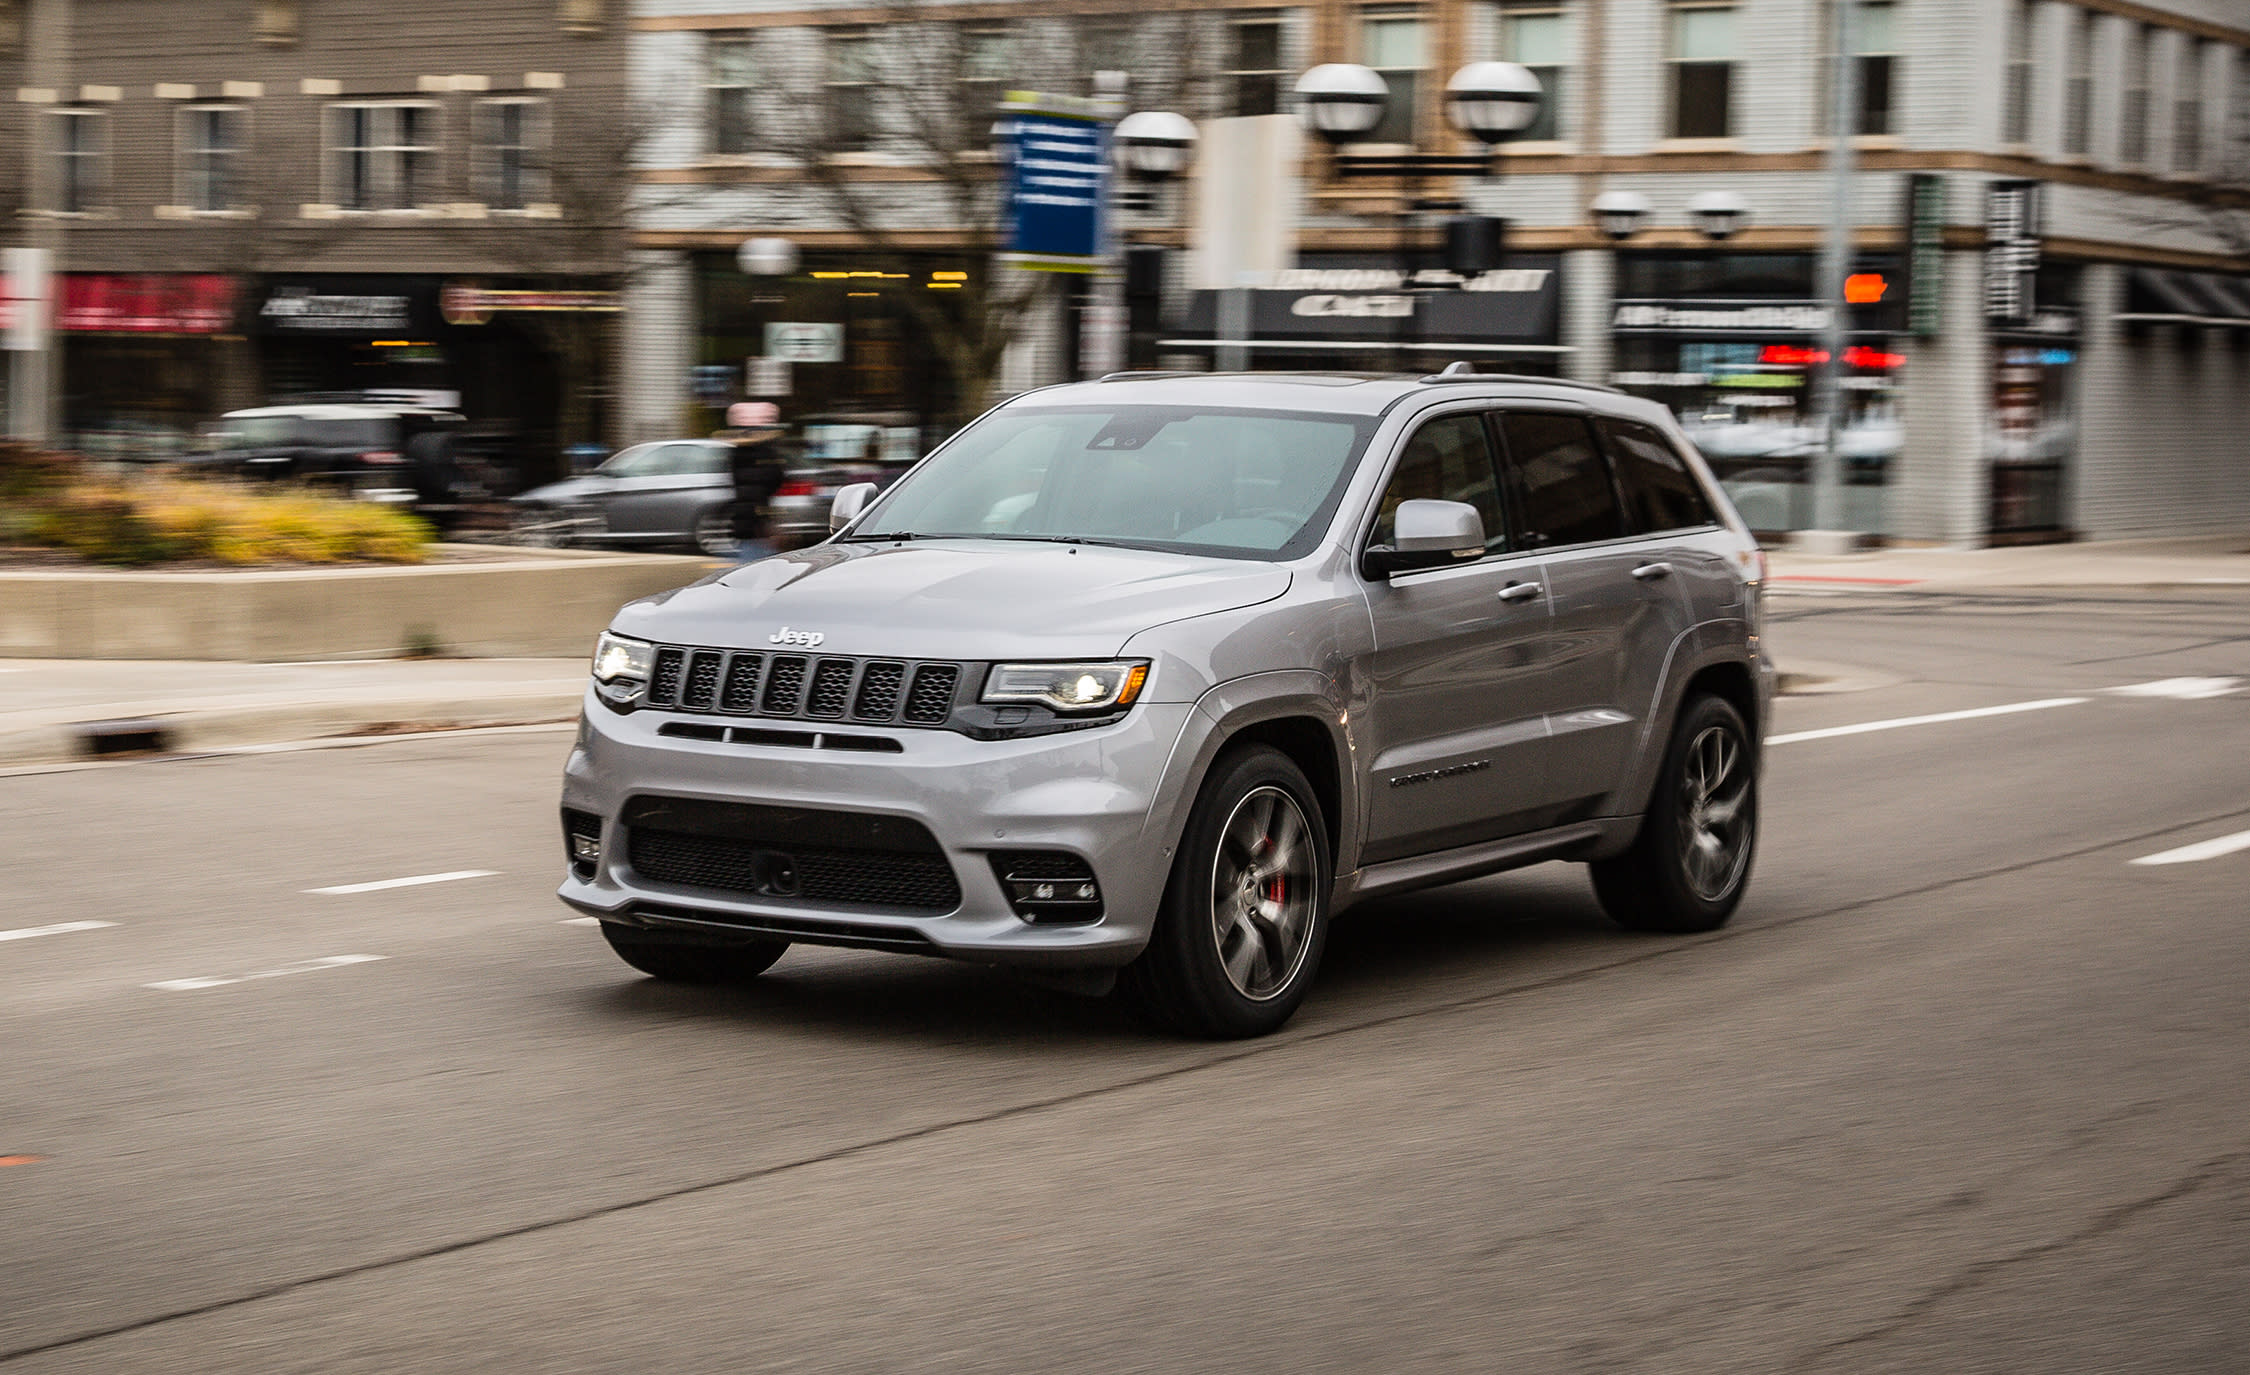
1591,190 -> 1652,243
1686,189 -> 1752,242
1294,60 -> 1543,370
1111,112 -> 1197,372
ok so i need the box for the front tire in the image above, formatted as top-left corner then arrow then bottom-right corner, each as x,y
601,923 -> 788,984
1590,694 -> 1758,934
1123,746 -> 1331,1038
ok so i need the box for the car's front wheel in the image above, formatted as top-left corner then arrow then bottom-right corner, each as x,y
601,923 -> 788,984
1590,694 -> 1758,933
1123,745 -> 1331,1038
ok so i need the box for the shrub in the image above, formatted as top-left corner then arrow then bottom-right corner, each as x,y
7,463 -> 433,567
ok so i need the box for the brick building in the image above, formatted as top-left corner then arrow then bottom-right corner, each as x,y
3,0 -> 625,476
628,0 -> 2250,543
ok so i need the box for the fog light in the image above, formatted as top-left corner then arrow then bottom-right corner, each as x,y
991,852 -> 1103,923
570,834 -> 601,864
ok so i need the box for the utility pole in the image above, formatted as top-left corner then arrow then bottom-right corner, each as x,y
8,0 -> 67,444
1807,0 -> 1860,546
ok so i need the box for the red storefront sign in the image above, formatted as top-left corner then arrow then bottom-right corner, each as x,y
56,274 -> 238,334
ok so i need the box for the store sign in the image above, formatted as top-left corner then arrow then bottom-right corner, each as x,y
1612,301 -> 1833,333
58,274 -> 237,334
746,356 -> 793,396
765,322 -> 843,364
1180,256 -> 1564,346
1905,173 -> 1947,339
1984,180 -> 2041,324
1000,93 -> 1107,273
257,278 -> 439,336
440,285 -> 619,326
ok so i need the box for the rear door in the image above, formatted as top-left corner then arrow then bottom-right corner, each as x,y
605,443 -> 728,537
1357,408 -> 1555,865
1597,416 -> 1741,628
1495,409 -> 1693,820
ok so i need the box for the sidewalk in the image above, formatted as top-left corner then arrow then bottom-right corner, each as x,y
1767,534 -> 2250,590
0,658 -> 588,768
5,536 -> 2247,768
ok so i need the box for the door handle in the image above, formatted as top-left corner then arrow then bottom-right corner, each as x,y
1498,581 -> 1543,604
1631,562 -> 1673,581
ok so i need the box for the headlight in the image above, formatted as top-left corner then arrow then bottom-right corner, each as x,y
591,631 -> 654,708
981,661 -> 1149,714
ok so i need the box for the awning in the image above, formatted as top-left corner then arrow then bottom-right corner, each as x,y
2120,268 -> 2250,326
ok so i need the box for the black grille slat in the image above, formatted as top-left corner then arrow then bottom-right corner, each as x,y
648,648 -> 685,708
852,662 -> 905,721
682,650 -> 723,711
720,653 -> 764,712
761,656 -> 808,714
806,659 -> 854,718
629,828 -> 962,912
904,665 -> 959,723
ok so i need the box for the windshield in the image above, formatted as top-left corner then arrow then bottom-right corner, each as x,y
852,405 -> 1375,558
225,416 -> 395,450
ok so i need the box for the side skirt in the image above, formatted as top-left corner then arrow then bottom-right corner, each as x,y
1333,816 -> 1641,912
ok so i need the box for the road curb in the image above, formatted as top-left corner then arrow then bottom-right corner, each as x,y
0,689 -> 584,767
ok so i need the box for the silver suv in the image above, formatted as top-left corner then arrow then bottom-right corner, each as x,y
559,371 -> 1771,1037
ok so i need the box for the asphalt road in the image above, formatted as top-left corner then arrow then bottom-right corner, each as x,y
3,587 -> 2246,1373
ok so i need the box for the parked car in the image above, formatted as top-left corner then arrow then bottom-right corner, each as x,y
196,399 -> 467,515
509,439 -> 737,555
559,369 -> 1773,1038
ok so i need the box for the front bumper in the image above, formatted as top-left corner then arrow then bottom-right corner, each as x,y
559,689 -> 1200,968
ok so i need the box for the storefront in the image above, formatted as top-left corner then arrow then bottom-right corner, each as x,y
1169,253 -> 1567,375
1608,252 -> 1905,535
59,274 -> 245,459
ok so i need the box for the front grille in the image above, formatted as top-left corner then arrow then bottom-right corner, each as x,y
630,828 -> 962,912
638,643 -> 971,731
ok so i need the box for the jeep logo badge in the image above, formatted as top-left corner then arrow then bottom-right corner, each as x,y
769,627 -> 825,648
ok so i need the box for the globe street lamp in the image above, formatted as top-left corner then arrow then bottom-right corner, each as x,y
1112,110 -> 1197,212
1294,63 -> 1389,145
1445,62 -> 1545,146
1590,190 -> 1653,243
1688,189 -> 1752,242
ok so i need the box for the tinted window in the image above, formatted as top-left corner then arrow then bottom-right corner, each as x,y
1370,413 -> 1507,553
1498,412 -> 1624,547
1601,419 -> 1718,533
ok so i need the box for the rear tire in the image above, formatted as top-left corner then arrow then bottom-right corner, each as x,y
1590,694 -> 1758,934
1122,746 -> 1331,1039
601,923 -> 788,984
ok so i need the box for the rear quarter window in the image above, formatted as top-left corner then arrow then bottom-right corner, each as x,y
1599,418 -> 1718,534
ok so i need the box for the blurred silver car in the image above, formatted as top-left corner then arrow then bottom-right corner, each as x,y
511,440 -> 736,555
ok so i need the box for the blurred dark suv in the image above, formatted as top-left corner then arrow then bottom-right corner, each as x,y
196,398 -> 466,514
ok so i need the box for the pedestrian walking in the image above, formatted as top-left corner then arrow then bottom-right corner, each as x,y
719,401 -> 789,562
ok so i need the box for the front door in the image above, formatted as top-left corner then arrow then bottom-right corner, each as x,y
1358,410 -> 1556,865
607,443 -> 731,537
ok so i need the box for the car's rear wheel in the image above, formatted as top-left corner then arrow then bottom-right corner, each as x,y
693,505 -> 738,557
1590,694 -> 1757,934
1123,746 -> 1331,1039
600,923 -> 788,984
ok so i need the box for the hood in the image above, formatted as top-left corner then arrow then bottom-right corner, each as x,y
612,540 -> 1292,660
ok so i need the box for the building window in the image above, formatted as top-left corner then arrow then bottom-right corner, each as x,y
1079,18 -> 1140,106
1361,8 -> 1426,145
1226,13 -> 1287,118
559,0 -> 604,35
957,24 -> 1011,130
50,108 -> 105,213
2061,9 -> 2091,155
709,36 -> 755,155
1669,3 -> 1735,139
2002,0 -> 2031,145
1853,0 -> 1895,136
2121,25 -> 2151,165
1493,1 -> 1566,141
2176,38 -> 2206,173
326,102 -> 438,211
475,98 -> 549,209
825,28 -> 878,152
179,104 -> 246,212
255,0 -> 298,46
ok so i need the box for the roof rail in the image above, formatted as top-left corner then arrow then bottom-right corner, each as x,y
1096,370 -> 1204,382
1416,364 -> 1623,394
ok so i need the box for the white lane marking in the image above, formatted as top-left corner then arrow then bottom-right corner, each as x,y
2107,677 -> 2242,700
0,920 -> 117,944
2130,829 -> 2250,867
560,917 -> 600,926
308,870 -> 499,896
147,954 -> 387,992
1768,697 -> 2089,746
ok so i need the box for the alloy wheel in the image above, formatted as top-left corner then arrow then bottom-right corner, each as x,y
1677,723 -> 1753,901
1207,786 -> 1319,1001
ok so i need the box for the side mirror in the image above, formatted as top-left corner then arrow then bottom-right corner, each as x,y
829,481 -> 879,533
1362,498 -> 1486,577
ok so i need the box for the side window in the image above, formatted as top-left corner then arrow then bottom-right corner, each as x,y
1497,411 -> 1624,548
1370,413 -> 1507,553
1600,418 -> 1717,534
685,444 -> 733,476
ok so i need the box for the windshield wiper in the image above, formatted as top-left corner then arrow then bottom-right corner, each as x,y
980,534 -> 1128,548
838,530 -> 926,542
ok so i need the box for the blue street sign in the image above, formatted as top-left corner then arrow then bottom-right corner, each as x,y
1000,95 -> 1108,273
